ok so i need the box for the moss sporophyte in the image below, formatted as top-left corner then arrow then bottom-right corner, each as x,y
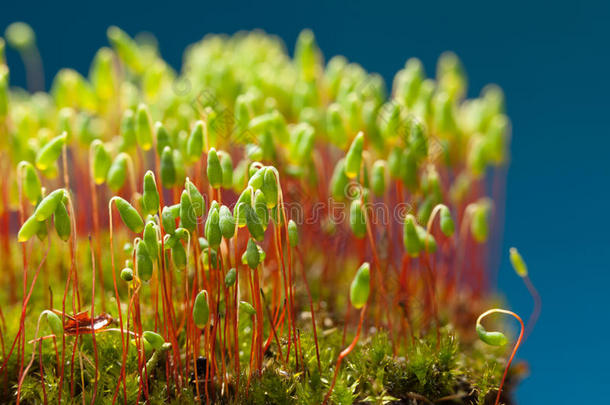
0,23 -> 538,404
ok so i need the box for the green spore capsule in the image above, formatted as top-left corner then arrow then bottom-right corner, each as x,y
161,206 -> 176,235
287,219 -> 299,248
509,247 -> 528,278
106,152 -> 129,192
172,242 -> 187,270
35,132 -> 66,171
180,190 -> 197,232
143,222 -> 159,259
239,301 -> 256,316
253,190 -> 269,230
471,201 -> 491,243
201,248 -> 219,270
155,122 -> 171,155
476,323 -> 508,346
53,201 -> 71,242
113,197 -> 144,233
247,166 -> 265,190
91,141 -> 112,184
142,331 -> 165,350
245,238 -> 260,269
219,151 -> 233,188
371,160 -> 386,197
439,205 -> 455,236
416,225 -> 437,253
34,189 -> 65,221
41,310 -> 63,337
186,120 -> 204,163
225,268 -> 237,287
327,103 -> 347,148
0,68 -> 8,118
17,215 -> 42,243
344,132 -> 364,179
330,159 -> 349,201
207,147 -> 223,188
387,148 -> 402,179
136,241 -> 153,282
160,146 -> 176,188
136,104 -> 153,151
120,267 -> 134,282
120,109 -> 137,150
142,171 -> 159,215
261,167 -> 278,208
350,262 -> 370,309
204,206 -> 221,247
219,205 -> 236,239
193,290 -> 210,329
21,162 -> 42,204
185,178 -> 204,217
403,214 -> 422,257
245,203 -> 265,241
349,199 -> 366,238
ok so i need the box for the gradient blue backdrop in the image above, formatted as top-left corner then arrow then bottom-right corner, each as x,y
2,1 -> 608,402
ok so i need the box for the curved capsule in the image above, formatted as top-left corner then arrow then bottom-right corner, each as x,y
350,262 -> 370,309
35,132 -> 67,171
204,206 -> 221,247
224,268 -> 237,287
476,323 -> 508,346
219,205 -> 236,239
21,162 -> 42,204
207,148 -> 223,188
185,178 -> 204,217
113,197 -> 144,233
186,121 -> 204,163
403,214 -> 422,257
34,189 -> 65,221
239,301 -> 256,316
349,199 -> 366,238
160,146 -> 176,188
245,238 -> 260,269
18,215 -> 42,243
192,290 -> 209,329
261,167 -> 278,208
54,201 -> 71,242
141,171 -> 159,215
136,241 -> 153,282
136,104 -> 153,150
142,331 -> 165,350
509,247 -> 528,277
106,152 -> 129,192
439,205 -> 455,236
344,132 -> 364,178
180,190 -> 197,232
371,160 -> 386,197
287,219 -> 299,248
41,310 -> 63,337
91,141 -> 112,184
161,206 -> 176,235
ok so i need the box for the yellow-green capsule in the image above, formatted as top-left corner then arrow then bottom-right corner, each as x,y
18,215 -> 42,243
416,225 -> 437,253
509,247 -> 528,278
21,162 -> 42,205
192,290 -> 209,329
0,67 -> 8,118
155,122 -> 171,155
330,159 -> 349,201
143,221 -> 159,259
245,203 -> 265,242
120,267 -> 134,282
113,197 -> 144,233
476,323 -> 508,346
91,141 -> 112,184
172,242 -> 187,270
246,238 -> 260,269
160,146 -> 176,188
225,268 -> 237,287
387,148 -> 402,179
54,201 -> 71,242
136,104 -> 153,150
371,160 -> 386,197
142,171 -> 159,215
253,190 -> 269,230
41,310 -> 63,337
471,202 -> 491,243
35,132 -> 66,171
350,262 -> 370,309
204,206 -> 221,247
349,199 -> 366,239
287,219 -> 299,248
247,166 -> 265,190
261,167 -> 278,208
90,47 -> 116,100
205,148 -> 222,189
142,331 -> 165,350
173,149 -> 186,185
106,152 -> 129,192
327,103 -> 347,148
403,214 -> 422,257
219,205 -> 236,239
136,241 -> 153,282
161,206 -> 176,235
34,189 -> 65,221
180,190 -> 196,232
220,151 -> 233,189
120,109 -> 137,150
239,301 -> 256,316
4,22 -> 35,52
439,205 -> 455,236
185,178 -> 204,217
344,132 -> 364,179
186,121 -> 204,163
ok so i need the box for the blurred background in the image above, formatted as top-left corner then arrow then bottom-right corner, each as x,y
2,0 -> 608,402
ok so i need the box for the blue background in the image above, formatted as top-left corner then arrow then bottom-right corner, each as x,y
2,1 -> 608,402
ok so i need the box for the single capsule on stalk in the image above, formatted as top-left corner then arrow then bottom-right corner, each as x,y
113,197 -> 144,233
192,290 -> 209,329
349,262 -> 370,309
136,104 -> 153,150
141,171 -> 159,215
206,147 -> 223,188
